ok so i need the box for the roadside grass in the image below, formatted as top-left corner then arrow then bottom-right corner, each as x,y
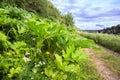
80,32 -> 120,53
84,60 -> 105,80
94,47 -> 120,78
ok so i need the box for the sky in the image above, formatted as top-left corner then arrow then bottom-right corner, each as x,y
51,0 -> 120,30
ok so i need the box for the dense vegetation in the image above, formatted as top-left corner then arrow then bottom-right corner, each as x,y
98,24 -> 120,34
0,3 -> 101,80
0,0 -> 74,27
80,32 -> 120,53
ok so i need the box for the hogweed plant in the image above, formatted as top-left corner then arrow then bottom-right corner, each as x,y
0,4 -> 100,80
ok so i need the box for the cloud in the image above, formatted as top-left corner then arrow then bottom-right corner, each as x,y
96,24 -> 105,28
51,0 -> 120,30
112,0 -> 120,5
74,6 -> 120,23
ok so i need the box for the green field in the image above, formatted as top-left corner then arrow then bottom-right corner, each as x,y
80,32 -> 120,53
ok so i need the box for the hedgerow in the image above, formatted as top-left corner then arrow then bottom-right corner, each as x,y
0,4 -> 100,80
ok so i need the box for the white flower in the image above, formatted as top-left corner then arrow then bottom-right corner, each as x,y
42,62 -> 45,65
39,61 -> 42,65
25,52 -> 30,55
32,69 -> 37,73
39,61 -> 46,65
35,64 -> 40,67
23,57 -> 31,62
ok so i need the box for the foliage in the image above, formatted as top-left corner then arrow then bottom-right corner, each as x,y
62,12 -> 75,27
80,32 -> 120,53
98,24 -> 120,34
1,0 -> 75,27
3,0 -> 61,18
0,4 -> 100,80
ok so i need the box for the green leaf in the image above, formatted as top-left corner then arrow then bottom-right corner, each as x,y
64,64 -> 75,72
17,25 -> 26,34
0,31 -> 7,41
10,68 -> 15,75
10,41 -> 26,50
15,67 -> 22,73
73,48 -> 89,61
64,64 -> 80,73
45,67 -> 53,77
55,54 -> 63,69
62,46 -> 75,61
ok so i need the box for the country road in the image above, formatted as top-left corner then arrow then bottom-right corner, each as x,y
83,46 -> 120,80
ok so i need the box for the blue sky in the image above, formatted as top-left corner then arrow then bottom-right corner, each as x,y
51,0 -> 120,30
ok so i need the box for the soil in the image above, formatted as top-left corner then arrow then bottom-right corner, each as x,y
83,48 -> 120,80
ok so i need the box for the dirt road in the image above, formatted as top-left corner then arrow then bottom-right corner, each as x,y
84,48 -> 120,80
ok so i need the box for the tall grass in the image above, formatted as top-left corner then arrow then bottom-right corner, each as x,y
80,32 -> 120,53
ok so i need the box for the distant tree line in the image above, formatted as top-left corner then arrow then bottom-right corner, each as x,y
0,0 -> 74,27
98,24 -> 120,34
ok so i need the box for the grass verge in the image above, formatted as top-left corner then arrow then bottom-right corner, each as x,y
94,47 -> 120,78
84,60 -> 105,80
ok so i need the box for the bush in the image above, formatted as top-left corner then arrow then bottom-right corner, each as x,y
0,4 -> 99,80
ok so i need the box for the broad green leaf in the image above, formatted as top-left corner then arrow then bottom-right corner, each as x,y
10,41 -> 26,50
55,54 -> 63,69
0,31 -> 7,41
45,67 -> 53,77
17,25 -> 26,34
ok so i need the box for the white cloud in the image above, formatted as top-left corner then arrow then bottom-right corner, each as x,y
51,0 -> 120,30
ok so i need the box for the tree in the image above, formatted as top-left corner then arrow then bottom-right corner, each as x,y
63,12 -> 75,27
2,0 -> 61,20
98,24 -> 120,34
1,0 -> 75,27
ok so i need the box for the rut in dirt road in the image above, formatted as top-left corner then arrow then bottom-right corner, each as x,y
84,48 -> 120,80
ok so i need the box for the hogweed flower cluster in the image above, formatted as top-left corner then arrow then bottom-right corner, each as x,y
23,56 -> 31,62
23,52 -> 31,62
25,52 -> 30,55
